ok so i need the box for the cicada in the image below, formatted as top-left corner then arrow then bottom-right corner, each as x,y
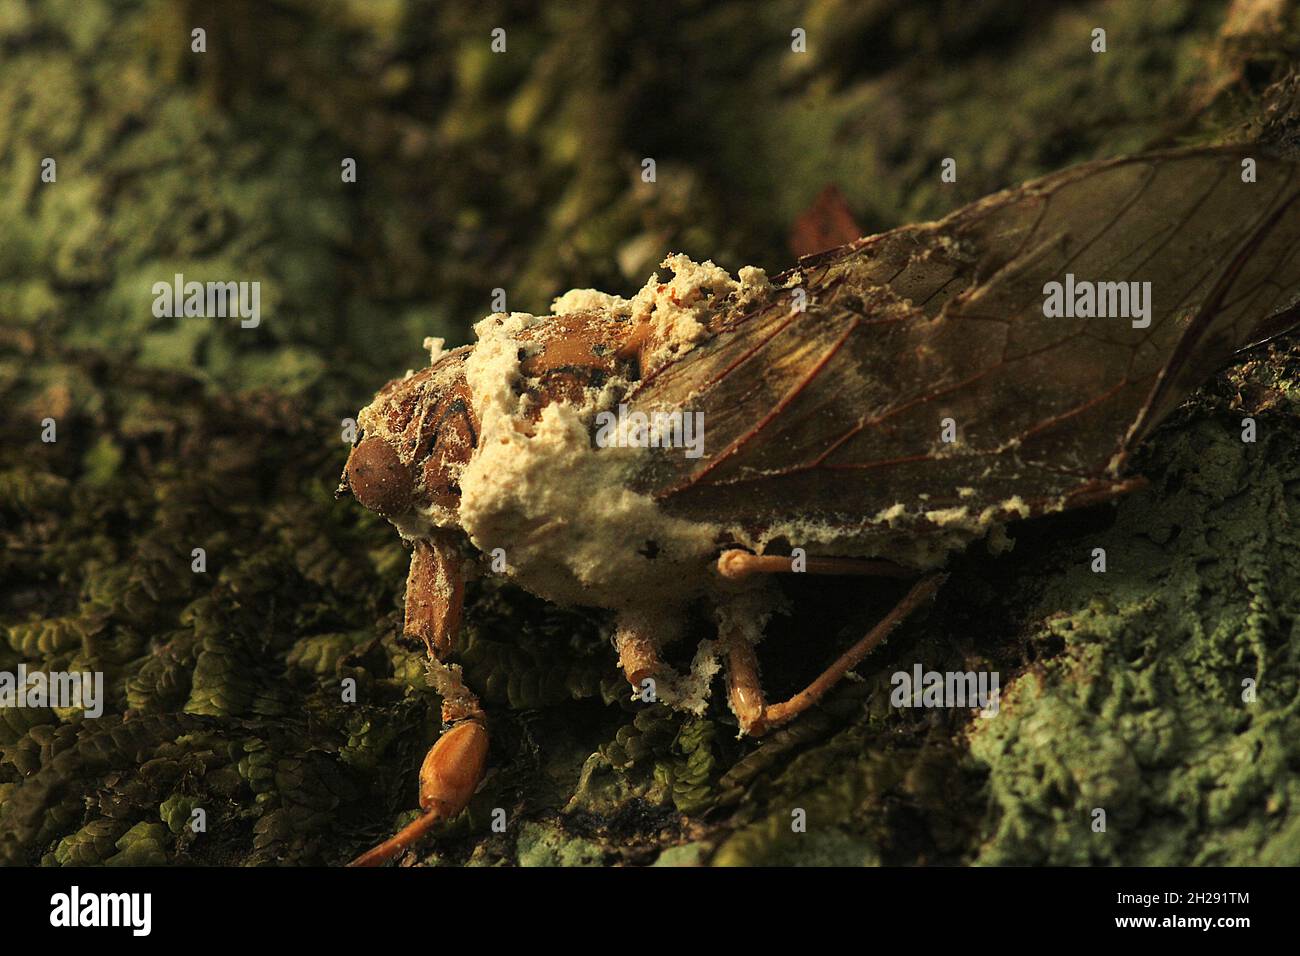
340,145 -> 1300,865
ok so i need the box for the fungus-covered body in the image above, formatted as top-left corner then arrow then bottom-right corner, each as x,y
341,145 -> 1300,865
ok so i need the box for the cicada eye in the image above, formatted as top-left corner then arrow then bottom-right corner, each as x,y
344,437 -> 415,518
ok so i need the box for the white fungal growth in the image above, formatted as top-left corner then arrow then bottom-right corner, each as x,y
423,336 -> 448,366
448,255 -> 779,610
628,254 -> 758,369
456,305 -> 720,611
462,311 -> 544,435
549,288 -> 632,316
923,505 -> 971,526
654,640 -> 723,715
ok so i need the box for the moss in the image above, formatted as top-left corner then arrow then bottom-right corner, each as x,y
655,717 -> 722,816
106,821 -> 169,867
158,793 -> 202,835
53,818 -> 126,866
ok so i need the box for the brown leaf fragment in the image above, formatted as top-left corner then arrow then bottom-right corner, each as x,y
789,184 -> 864,259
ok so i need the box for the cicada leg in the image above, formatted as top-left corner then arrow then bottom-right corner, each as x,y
614,612 -> 665,689
722,574 -> 944,736
349,534 -> 488,867
614,609 -> 695,704
716,549 -> 915,581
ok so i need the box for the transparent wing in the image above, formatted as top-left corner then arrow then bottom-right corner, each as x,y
628,146 -> 1300,547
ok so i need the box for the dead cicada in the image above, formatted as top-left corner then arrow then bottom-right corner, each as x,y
339,145 -> 1300,865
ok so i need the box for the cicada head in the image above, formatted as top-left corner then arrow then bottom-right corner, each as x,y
339,311 -> 637,541
338,348 -> 479,536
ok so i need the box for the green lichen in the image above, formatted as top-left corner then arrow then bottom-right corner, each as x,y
969,414 -> 1300,866
515,820 -> 606,867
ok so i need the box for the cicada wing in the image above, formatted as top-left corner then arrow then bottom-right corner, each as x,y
629,146 -> 1300,551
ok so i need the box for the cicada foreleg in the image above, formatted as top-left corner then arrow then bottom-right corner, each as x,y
349,534 -> 488,867
722,574 -> 944,737
716,549 -> 916,581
